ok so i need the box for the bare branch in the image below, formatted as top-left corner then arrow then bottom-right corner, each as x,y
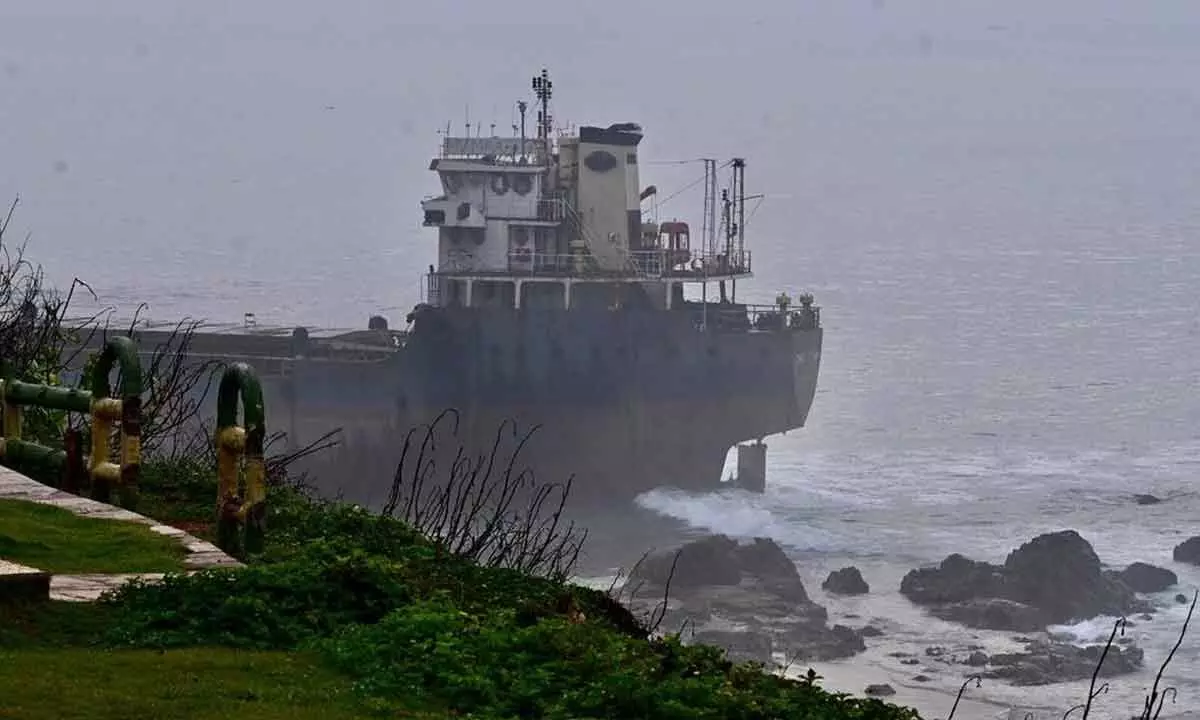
381,408 -> 586,580
1140,591 -> 1196,720
947,675 -> 982,720
1080,618 -> 1126,720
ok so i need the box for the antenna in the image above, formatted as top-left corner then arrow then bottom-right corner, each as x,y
532,68 -> 553,159
733,158 -> 746,258
721,188 -> 732,257
517,100 -> 528,161
701,159 -> 718,257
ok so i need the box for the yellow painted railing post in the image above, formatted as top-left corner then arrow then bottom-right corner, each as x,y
215,362 -> 266,555
88,336 -> 143,508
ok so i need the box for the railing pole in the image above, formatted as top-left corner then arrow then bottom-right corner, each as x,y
215,362 -> 267,555
63,428 -> 84,494
88,335 -> 144,508
89,399 -> 115,502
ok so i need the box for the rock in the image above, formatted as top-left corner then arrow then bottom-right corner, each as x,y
914,674 -> 932,682
701,582 -> 827,625
633,535 -> 742,588
693,630 -> 773,665
984,640 -> 1144,686
630,534 -> 812,603
859,625 -> 884,638
1001,530 -> 1140,624
1118,562 -> 1178,593
901,530 -> 1149,630
1174,537 -> 1200,566
734,537 -> 800,582
865,684 -> 896,697
832,624 -> 867,653
1176,593 -> 1190,605
760,576 -> 813,605
823,566 -> 870,595
621,535 -> 868,664
931,598 -> 1045,632
965,651 -> 989,667
901,554 -> 1005,605
780,623 -> 866,662
1133,494 -> 1162,506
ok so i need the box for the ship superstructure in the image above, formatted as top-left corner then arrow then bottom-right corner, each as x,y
71,69 -> 823,505
420,71 -> 753,316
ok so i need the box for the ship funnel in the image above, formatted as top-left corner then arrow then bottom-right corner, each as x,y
574,124 -> 644,268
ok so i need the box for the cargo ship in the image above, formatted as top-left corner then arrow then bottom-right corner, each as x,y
85,70 -> 823,506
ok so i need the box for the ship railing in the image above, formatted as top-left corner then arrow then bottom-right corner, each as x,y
535,199 -> 565,222
494,249 -> 753,279
506,251 -> 600,275
629,249 -> 752,279
690,302 -> 821,333
430,247 -> 754,281
425,273 -> 442,306
439,136 -> 548,162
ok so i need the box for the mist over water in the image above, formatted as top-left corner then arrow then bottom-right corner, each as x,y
4,1 -> 1200,716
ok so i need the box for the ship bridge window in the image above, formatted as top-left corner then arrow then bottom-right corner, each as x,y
424,209 -> 445,225
442,172 -> 464,195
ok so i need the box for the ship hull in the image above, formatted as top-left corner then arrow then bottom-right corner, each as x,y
256,304 -> 819,507
83,303 -> 822,508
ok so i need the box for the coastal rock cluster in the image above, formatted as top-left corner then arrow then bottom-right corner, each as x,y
615,528 -> 1191,688
1117,562 -> 1178,594
1175,536 -> 1200,566
910,639 -> 1146,687
983,638 -> 1145,686
899,530 -> 1155,632
621,535 -> 872,664
822,566 -> 870,595
891,528 -> 1200,685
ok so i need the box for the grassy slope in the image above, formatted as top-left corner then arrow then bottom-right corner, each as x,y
0,498 -> 187,574
0,463 -> 922,719
0,648 -> 389,720
0,604 -> 382,718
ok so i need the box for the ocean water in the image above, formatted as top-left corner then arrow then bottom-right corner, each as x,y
3,1 -> 1200,717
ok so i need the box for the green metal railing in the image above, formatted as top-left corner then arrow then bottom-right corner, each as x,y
215,362 -> 267,555
0,336 -> 143,507
0,339 -> 268,554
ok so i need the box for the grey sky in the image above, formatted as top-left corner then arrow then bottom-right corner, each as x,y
2,1 -> 1198,325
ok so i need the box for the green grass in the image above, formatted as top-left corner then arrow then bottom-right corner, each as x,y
0,600 -> 115,648
0,466 -> 924,719
0,648 -> 393,720
130,457 -> 231,542
0,498 -> 187,574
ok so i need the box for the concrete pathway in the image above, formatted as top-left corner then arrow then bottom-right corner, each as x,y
0,465 -> 240,602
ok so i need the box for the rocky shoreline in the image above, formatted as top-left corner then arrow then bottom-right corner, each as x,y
616,528 -> 1200,692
